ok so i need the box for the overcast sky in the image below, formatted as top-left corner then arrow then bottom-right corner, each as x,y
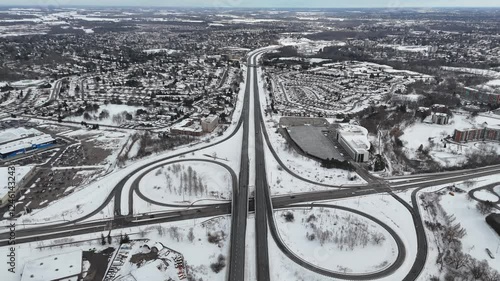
2,0 -> 500,8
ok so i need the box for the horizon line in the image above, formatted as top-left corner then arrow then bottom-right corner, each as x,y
0,5 -> 500,9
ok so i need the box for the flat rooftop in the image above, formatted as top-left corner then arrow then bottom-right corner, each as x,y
288,126 -> 343,161
0,134 -> 55,154
0,127 -> 42,144
0,166 -> 33,199
21,250 -> 82,281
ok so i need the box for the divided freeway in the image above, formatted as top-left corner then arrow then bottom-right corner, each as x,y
1,46 -> 500,281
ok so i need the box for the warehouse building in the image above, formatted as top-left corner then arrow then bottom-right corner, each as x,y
0,166 -> 34,208
21,250 -> 83,281
0,134 -> 56,159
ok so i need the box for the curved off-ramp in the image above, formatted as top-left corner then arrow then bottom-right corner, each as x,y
268,202 -> 406,279
129,158 -> 237,210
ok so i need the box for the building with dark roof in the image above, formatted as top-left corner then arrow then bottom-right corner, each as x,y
486,213 -> 500,236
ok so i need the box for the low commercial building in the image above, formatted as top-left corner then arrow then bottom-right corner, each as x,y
453,127 -> 500,143
201,115 -> 219,133
0,134 -> 56,159
0,166 -> 35,208
333,124 -> 370,162
21,250 -> 83,281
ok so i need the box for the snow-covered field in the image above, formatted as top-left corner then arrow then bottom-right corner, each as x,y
379,44 -> 431,53
333,195 -> 418,280
65,104 -> 146,126
138,161 -> 233,204
441,193 -> 499,265
267,192 -> 418,281
0,216 -> 231,281
278,37 -> 345,54
257,61 -> 366,189
400,113 -> 500,167
473,189 -> 499,202
417,175 -> 500,280
275,207 -> 398,274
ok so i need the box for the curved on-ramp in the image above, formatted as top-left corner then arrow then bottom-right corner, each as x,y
129,158 -> 237,210
272,203 -> 406,279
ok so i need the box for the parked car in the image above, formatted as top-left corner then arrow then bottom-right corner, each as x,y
486,248 -> 495,259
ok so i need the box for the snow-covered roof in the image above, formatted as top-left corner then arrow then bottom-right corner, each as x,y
21,250 -> 82,281
10,79 -> 46,88
130,260 -> 175,281
434,112 -> 448,117
337,124 -> 370,151
0,134 -> 54,154
337,124 -> 368,136
0,127 -> 42,144
171,119 -> 202,133
202,115 -> 218,123
0,166 -> 33,199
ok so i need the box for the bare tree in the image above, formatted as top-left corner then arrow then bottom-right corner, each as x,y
484,269 -> 500,281
468,259 -> 490,280
445,250 -> 471,270
188,228 -> 195,243
476,201 -> 494,215
371,232 -> 386,245
443,216 -> 467,244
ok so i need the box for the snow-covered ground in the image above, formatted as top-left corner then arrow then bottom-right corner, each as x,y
0,166 -> 34,202
274,207 -> 398,274
379,44 -> 431,53
417,175 -> 500,280
332,194 -> 418,280
278,37 -> 346,54
65,104 -> 146,126
268,192 -> 418,281
400,113 -> 500,167
473,189 -> 499,202
138,161 -> 233,204
256,61 -> 366,189
0,62 -> 247,230
0,216 -> 231,281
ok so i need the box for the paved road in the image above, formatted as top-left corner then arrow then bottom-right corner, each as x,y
227,51 -> 252,281
276,203 -> 406,279
250,50 -> 272,281
129,158 -> 237,209
3,46 -> 500,281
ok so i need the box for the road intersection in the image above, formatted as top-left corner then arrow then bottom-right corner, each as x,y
1,47 -> 499,281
